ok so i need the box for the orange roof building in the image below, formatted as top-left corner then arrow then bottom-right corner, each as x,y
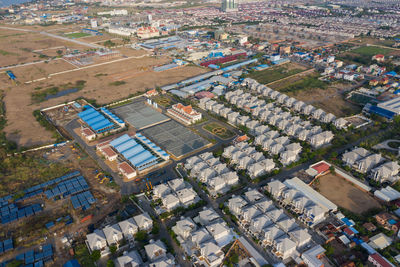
146,89 -> 158,97
81,127 -> 96,141
100,146 -> 118,161
118,162 -> 137,179
167,103 -> 202,125
137,26 -> 159,39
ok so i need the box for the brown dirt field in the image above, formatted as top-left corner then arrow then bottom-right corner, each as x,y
282,82 -> 360,117
1,59 -> 77,83
2,55 -> 207,147
0,29 -> 93,67
315,173 -> 381,214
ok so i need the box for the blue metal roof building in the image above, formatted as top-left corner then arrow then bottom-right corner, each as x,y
110,134 -> 159,171
78,106 -> 114,133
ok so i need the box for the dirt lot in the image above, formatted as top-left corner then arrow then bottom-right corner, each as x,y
280,82 -> 360,117
0,28 -> 90,67
1,54 -> 207,147
315,173 -> 381,214
0,144 -> 121,263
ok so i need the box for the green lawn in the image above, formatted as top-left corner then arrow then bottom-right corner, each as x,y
65,32 -> 91,39
352,46 -> 393,56
279,74 -> 328,93
203,122 -> 235,139
247,65 -> 305,85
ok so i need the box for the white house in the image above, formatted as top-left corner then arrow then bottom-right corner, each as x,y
86,229 -> 107,252
274,237 -> 297,259
200,242 -> 225,267
118,218 -> 138,240
163,194 -> 180,211
145,240 -> 167,262
173,218 -> 197,240
115,250 -> 142,267
133,212 -> 153,231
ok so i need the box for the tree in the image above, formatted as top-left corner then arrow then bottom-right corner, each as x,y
135,230 -> 148,242
107,260 -> 115,267
91,250 -> 101,262
329,166 -> 336,174
109,245 -> 117,255
7,260 -> 23,267
151,222 -> 160,235
56,50 -> 63,56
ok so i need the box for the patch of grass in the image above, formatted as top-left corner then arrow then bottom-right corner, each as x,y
203,122 -> 235,139
65,32 -> 91,39
74,244 -> 96,267
388,141 -> 400,149
109,81 -> 126,86
0,49 -> 18,56
153,96 -> 171,107
280,74 -> 328,93
94,73 -> 107,77
31,80 -> 86,103
31,86 -> 59,102
0,151 -> 70,197
349,93 -> 375,105
352,46 -> 393,56
247,65 -> 305,84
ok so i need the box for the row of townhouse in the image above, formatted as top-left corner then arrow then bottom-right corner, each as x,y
115,239 -> 176,267
227,189 -> 314,260
152,178 -> 200,212
86,213 -> 153,255
184,152 -> 239,197
266,180 -> 328,227
222,141 -> 277,178
172,207 -> 235,267
224,88 -> 334,148
342,147 -> 400,183
242,78 -> 347,128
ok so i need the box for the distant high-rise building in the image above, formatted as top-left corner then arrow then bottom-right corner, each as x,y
147,14 -> 152,24
221,0 -> 238,12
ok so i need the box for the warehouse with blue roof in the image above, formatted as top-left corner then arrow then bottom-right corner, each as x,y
109,134 -> 168,172
78,105 -> 125,135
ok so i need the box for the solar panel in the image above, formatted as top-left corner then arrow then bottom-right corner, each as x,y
34,260 -> 44,267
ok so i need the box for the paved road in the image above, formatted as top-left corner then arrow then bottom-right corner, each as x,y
64,120 -> 137,195
135,194 -> 191,267
176,167 -> 279,264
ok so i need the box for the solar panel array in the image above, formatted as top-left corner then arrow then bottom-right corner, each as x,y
44,175 -> 89,199
4,244 -> 54,267
78,105 -> 115,133
101,107 -> 124,124
0,239 -> 13,254
71,191 -> 96,210
110,134 -> 159,171
0,171 -> 81,207
0,171 -> 87,224
0,203 -> 42,224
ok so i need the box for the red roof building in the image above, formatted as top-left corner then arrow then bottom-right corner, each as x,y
312,162 -> 330,174
100,146 -> 118,161
118,162 -> 137,180
81,127 -> 96,141
368,253 -> 394,267
343,227 -> 355,237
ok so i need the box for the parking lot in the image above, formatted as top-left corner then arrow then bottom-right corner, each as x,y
111,98 -> 170,130
141,120 -> 210,158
